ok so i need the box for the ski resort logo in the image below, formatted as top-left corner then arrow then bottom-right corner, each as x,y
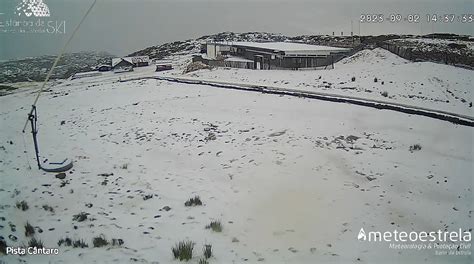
0,0 -> 65,35
15,0 -> 51,17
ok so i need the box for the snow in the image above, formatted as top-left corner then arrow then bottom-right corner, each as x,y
0,49 -> 472,263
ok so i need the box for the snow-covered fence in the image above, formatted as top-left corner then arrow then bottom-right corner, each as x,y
378,41 -> 474,69
377,42 -> 413,60
332,44 -> 366,64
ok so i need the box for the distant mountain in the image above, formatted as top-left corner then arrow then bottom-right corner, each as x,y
0,51 -> 113,83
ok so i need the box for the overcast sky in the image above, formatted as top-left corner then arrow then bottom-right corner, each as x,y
0,0 -> 472,60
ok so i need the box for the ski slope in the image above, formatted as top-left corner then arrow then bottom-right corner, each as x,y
0,49 -> 472,264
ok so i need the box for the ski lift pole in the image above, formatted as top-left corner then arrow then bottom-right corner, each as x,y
21,0 -> 98,133
20,0 -> 98,172
27,106 -> 41,169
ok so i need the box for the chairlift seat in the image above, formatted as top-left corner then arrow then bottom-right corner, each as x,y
40,157 -> 73,173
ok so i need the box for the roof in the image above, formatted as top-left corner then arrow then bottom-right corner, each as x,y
112,56 -> 150,67
213,42 -> 350,56
112,58 -> 132,68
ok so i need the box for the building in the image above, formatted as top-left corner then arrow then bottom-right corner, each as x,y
197,42 -> 350,70
112,56 -> 150,70
155,60 -> 173,72
96,64 -> 112,72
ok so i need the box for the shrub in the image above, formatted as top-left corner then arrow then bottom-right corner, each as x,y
374,77 -> 378,83
184,196 -> 202,207
203,244 -> 212,259
72,239 -> 88,248
111,238 -> 124,246
27,237 -> 44,248
58,237 -> 88,248
24,222 -> 35,237
42,204 -> 54,213
58,237 -> 72,247
0,240 -> 7,255
351,77 -> 356,82
409,144 -> 422,152
92,235 -> 109,248
206,220 -> 222,232
72,212 -> 89,222
172,240 -> 194,261
199,258 -> 209,264
381,91 -> 388,97
16,200 -> 29,211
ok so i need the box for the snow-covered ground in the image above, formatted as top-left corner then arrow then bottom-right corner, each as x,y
0,49 -> 472,264
168,48 -> 473,117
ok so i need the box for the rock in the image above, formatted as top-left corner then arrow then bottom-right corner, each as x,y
268,130 -> 286,137
366,176 -> 376,181
60,120 -> 66,125
142,194 -> 153,201
232,237 -> 239,243
55,173 -> 66,180
162,206 -> 171,211
288,247 -> 298,253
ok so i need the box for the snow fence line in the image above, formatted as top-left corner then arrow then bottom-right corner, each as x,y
118,76 -> 474,127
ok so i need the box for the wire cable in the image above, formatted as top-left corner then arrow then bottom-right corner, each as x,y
22,0 -> 98,132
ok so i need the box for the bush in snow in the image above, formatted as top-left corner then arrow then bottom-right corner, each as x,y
374,77 -> 378,83
351,77 -> 356,82
111,238 -> 124,246
24,222 -> 35,237
203,244 -> 212,259
409,144 -> 422,152
206,220 -> 222,232
92,235 -> 109,247
0,240 -> 7,255
58,237 -> 73,247
73,239 -> 88,248
172,240 -> 194,261
185,196 -> 202,206
381,91 -> 388,97
27,237 -> 44,248
199,258 -> 209,264
58,237 -> 88,248
42,204 -> 54,213
16,200 -> 29,211
72,212 -> 89,222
